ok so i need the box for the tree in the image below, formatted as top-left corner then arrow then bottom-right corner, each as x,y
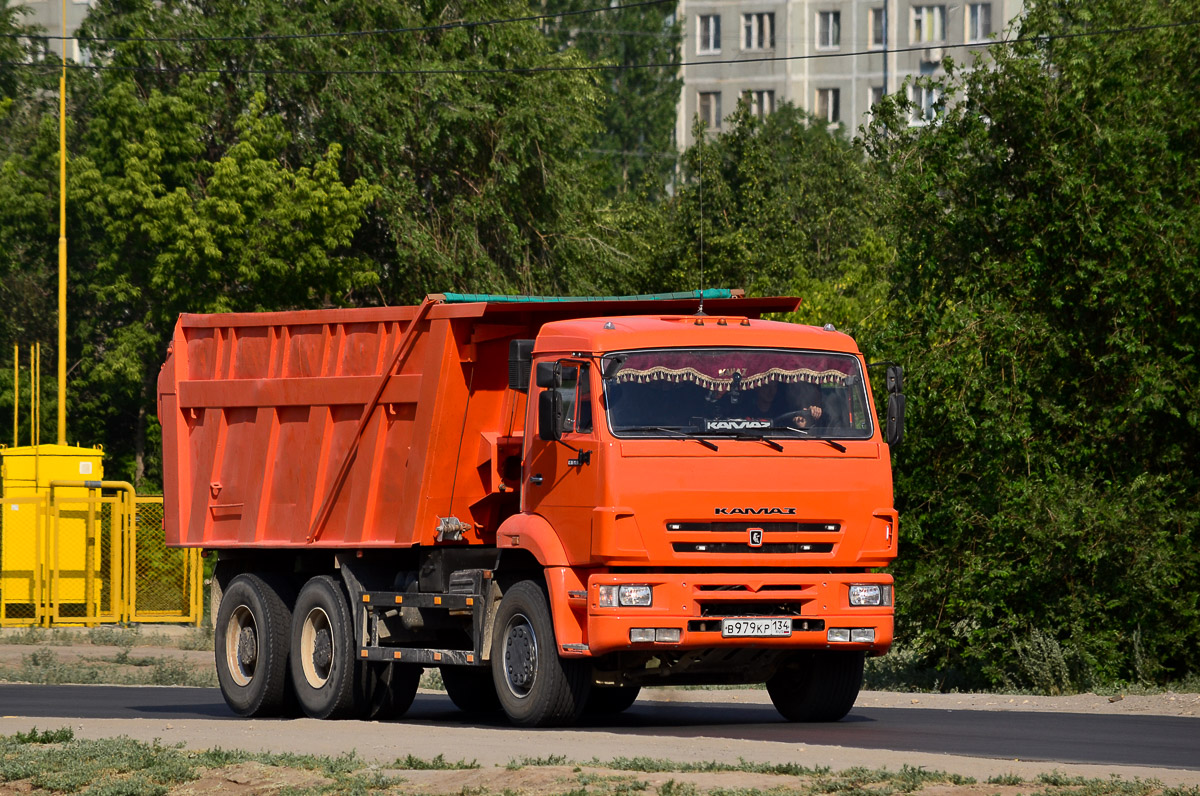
69,86 -> 378,486
540,0 -> 682,196
78,0 -> 614,303
596,103 -> 891,335
862,0 -> 1200,690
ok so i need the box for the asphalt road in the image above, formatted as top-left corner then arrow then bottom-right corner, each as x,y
2,684 -> 1197,772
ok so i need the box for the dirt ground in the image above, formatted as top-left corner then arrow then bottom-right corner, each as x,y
2,626 -> 1198,794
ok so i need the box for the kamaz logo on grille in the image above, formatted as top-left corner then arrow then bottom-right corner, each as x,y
714,507 -> 797,515
748,528 -> 764,547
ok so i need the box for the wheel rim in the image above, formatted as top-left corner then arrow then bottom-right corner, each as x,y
300,606 -> 335,688
224,604 -> 258,687
501,611 -> 538,700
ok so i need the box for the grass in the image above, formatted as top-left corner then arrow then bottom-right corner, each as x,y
0,623 -> 214,651
2,733 -> 1198,796
0,647 -> 218,687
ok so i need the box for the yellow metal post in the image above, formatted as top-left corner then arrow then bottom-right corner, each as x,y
58,0 -> 68,447
12,345 -> 17,447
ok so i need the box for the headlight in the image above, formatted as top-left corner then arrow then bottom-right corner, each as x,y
849,584 -> 892,606
598,584 -> 653,607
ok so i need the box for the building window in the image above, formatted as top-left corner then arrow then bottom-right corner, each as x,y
743,90 -> 775,119
911,5 -> 946,43
815,88 -> 840,124
743,12 -> 775,50
870,86 -> 885,108
967,3 -> 993,41
698,14 -> 721,54
909,85 -> 941,124
817,11 -> 841,49
868,7 -> 886,48
698,91 -> 722,129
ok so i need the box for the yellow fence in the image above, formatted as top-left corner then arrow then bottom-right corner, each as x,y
0,485 -> 201,627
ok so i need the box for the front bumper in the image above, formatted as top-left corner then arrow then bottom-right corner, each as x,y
585,571 -> 893,656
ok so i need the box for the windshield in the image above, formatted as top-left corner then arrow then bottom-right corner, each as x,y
603,348 -> 873,440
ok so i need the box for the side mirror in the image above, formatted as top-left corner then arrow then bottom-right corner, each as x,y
886,393 -> 905,449
508,339 -> 534,391
535,361 -> 561,389
886,364 -> 903,395
539,387 -> 564,441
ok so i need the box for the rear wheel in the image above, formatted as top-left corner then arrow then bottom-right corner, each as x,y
584,685 -> 641,715
441,666 -> 503,714
766,651 -> 864,722
358,661 -> 422,720
290,576 -> 358,719
492,580 -> 590,727
214,573 -> 293,717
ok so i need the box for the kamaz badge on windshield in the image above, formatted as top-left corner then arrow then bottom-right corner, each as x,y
714,507 -> 797,515
705,419 -> 773,431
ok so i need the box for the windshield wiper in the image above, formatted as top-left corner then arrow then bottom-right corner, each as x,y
777,426 -> 847,453
614,426 -> 719,451
705,429 -> 784,452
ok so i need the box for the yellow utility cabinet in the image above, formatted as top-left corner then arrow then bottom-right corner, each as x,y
1,444 -> 105,622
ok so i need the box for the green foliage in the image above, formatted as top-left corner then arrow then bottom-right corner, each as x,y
862,0 -> 1200,689
541,0 -> 682,196
12,726 -> 74,744
394,753 -> 481,770
597,103 -> 892,336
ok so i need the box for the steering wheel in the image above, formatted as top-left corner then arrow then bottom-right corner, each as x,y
772,411 -> 807,429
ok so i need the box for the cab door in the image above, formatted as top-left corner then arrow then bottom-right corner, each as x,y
523,360 -> 599,563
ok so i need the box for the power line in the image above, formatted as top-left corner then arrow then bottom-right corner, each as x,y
0,0 -> 675,45
3,18 -> 1198,79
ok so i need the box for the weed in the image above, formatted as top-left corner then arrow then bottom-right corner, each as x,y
658,781 -> 699,796
1037,771 -> 1088,787
420,667 -> 446,691
394,753 -> 480,770
987,773 -> 1025,786
87,624 -> 139,649
508,754 -> 570,769
13,726 -> 74,744
600,757 -> 828,777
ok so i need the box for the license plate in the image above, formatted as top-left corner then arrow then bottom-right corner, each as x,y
720,618 -> 793,638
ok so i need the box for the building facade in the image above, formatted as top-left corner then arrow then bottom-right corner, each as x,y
676,0 -> 1024,146
12,0 -> 96,62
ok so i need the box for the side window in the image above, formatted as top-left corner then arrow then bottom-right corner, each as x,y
557,361 -> 592,434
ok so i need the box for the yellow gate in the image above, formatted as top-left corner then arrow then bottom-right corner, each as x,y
0,483 -> 201,627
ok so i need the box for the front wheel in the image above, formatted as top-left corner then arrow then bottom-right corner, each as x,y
766,650 -> 864,722
584,685 -> 641,715
491,580 -> 590,727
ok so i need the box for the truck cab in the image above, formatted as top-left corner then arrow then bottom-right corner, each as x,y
497,313 -> 898,721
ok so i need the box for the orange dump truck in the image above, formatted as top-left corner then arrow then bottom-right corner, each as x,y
158,290 -> 904,726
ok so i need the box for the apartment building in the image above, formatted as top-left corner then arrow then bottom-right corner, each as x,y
676,0 -> 1024,146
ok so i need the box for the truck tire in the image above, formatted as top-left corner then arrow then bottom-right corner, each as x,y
358,661 -> 422,721
215,573 -> 294,717
584,685 -> 641,715
290,575 -> 358,719
491,580 -> 590,727
441,666 -> 502,714
766,650 -> 865,722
